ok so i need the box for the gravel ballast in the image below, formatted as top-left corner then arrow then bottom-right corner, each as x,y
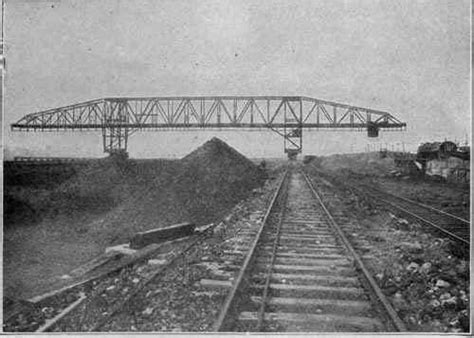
305,168 -> 469,333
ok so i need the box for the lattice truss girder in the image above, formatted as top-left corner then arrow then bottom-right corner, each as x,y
11,96 -> 406,154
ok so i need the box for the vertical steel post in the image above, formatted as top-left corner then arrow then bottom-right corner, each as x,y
266,99 -> 270,124
102,99 -> 130,156
299,97 -> 303,152
250,99 -> 254,125
282,98 -> 303,159
233,99 -> 237,123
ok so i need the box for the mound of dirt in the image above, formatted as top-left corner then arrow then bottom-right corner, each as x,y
89,137 -> 266,246
4,137 -> 266,299
4,162 -> 79,188
176,137 -> 266,224
3,195 -> 38,227
4,158 -> 181,227
49,158 -> 142,215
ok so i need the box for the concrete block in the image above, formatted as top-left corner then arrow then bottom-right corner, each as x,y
130,222 -> 195,249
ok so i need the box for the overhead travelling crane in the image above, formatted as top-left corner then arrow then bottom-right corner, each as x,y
11,96 -> 406,158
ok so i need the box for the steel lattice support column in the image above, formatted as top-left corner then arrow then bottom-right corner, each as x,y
283,98 -> 303,159
102,100 -> 130,155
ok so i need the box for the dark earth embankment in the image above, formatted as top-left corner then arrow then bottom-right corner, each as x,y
4,137 -> 266,300
4,159 -> 178,227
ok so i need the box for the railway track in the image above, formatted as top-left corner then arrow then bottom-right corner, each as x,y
313,170 -> 470,248
359,185 -> 470,246
214,169 -> 406,332
4,169 -> 283,332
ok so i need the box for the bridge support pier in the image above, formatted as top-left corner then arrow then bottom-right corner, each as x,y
283,97 -> 303,160
102,99 -> 130,156
102,126 -> 129,156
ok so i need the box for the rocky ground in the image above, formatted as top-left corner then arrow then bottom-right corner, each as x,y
3,164 -> 285,332
4,148 -> 469,333
371,176 -> 469,220
305,163 -> 470,333
99,175 -> 283,332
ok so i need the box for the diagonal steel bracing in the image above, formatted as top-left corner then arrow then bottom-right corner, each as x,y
11,96 -> 406,157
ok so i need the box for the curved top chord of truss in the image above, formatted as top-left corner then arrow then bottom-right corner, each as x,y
11,96 -> 406,131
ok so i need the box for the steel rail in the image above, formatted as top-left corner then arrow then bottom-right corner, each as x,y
366,192 -> 469,246
302,172 -> 407,332
346,183 -> 470,246
47,166 -> 235,331
19,172 -> 288,332
213,169 -> 289,332
363,185 -> 469,224
255,184 -> 288,331
314,171 -> 469,247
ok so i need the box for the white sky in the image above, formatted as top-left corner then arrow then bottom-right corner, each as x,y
3,0 -> 471,159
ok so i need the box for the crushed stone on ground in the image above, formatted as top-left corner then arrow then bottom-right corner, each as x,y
305,163 -> 469,333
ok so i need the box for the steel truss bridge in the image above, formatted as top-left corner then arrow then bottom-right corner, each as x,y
11,96 -> 406,158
